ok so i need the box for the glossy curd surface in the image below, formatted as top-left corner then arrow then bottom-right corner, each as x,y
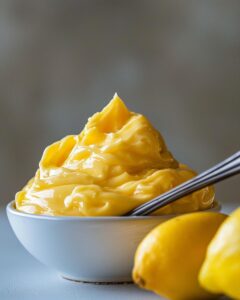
15,94 -> 215,216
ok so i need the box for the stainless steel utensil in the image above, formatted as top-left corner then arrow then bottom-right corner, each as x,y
125,151 -> 240,216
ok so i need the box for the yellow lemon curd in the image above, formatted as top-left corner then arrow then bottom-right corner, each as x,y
15,94 -> 215,216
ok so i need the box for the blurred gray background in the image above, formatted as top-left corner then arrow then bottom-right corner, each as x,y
0,0 -> 239,209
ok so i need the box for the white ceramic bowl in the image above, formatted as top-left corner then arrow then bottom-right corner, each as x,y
7,201 -> 220,283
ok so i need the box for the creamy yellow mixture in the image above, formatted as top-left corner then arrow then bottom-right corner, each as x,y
15,94 -> 215,216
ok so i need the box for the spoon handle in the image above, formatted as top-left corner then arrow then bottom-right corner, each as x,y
125,151 -> 240,216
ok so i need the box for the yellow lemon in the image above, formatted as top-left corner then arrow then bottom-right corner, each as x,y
199,207 -> 240,299
133,212 -> 227,300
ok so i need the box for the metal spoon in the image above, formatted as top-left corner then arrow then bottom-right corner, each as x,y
125,151 -> 240,216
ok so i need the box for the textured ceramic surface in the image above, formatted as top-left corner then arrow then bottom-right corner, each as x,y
7,201 -> 220,283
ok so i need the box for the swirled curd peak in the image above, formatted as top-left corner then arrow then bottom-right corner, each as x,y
15,94 -> 215,216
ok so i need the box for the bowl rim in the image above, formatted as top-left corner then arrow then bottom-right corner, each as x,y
6,200 -> 221,222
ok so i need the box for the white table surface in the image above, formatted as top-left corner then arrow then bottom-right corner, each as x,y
1,205 -> 235,300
